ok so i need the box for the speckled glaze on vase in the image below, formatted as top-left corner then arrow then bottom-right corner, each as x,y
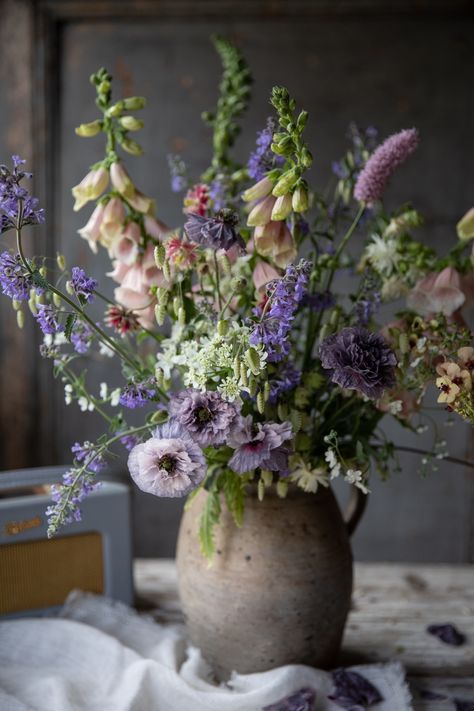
176,484 -> 358,679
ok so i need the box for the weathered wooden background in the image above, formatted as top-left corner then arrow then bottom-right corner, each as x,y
0,0 -> 473,560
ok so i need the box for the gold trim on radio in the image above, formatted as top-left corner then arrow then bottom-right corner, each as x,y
4,516 -> 42,536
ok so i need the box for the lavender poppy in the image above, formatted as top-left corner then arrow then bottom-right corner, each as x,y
184,208 -> 245,251
228,416 -> 293,474
170,388 -> 239,447
319,326 -> 396,399
127,419 -> 206,497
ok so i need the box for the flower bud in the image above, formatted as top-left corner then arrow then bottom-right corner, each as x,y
258,479 -> 265,501
155,304 -> 166,326
292,186 -> 309,213
264,381 -> 271,402
217,319 -> 229,336
257,391 -> 265,414
319,323 -> 331,341
271,194 -> 292,221
240,362 -> 249,388
106,101 -> 124,118
118,136 -> 143,156
154,244 -> 166,268
56,253 -> 66,271
53,293 -> 62,308
261,470 -> 273,487
119,116 -> 144,132
110,162 -> 134,198
162,260 -> 171,282
272,168 -> 300,197
300,148 -> 313,168
12,300 -> 21,311
16,310 -> 24,329
75,120 -> 102,137
39,266 -> 47,279
296,110 -> 308,131
65,280 -> 74,296
28,298 -> 37,316
150,410 -> 168,424
173,296 -> 181,317
98,80 -> 111,95
156,287 -> 169,305
276,480 -> 288,498
178,307 -> 186,325
248,376 -> 258,397
242,177 -> 274,203
230,276 -> 247,292
123,96 -> 146,110
247,195 -> 276,227
233,356 -> 241,379
245,347 -> 262,376
457,207 -> 474,241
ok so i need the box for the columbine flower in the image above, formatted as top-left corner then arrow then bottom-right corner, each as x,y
0,156 -> 44,233
70,320 -> 94,354
250,260 -> 312,362
319,327 -> 397,399
354,128 -> 419,205
458,346 -> 474,369
436,362 -> 472,405
35,305 -> 63,335
70,266 -> 98,304
228,416 -> 293,474
0,252 -> 39,301
184,209 -> 245,251
290,456 -> 329,493
127,420 -> 206,497
119,380 -> 156,409
183,183 -> 210,216
105,304 -> 140,336
71,441 -> 106,473
169,389 -> 239,446
407,267 -> 466,317
247,117 -> 283,182
72,166 -> 109,211
166,235 -> 199,269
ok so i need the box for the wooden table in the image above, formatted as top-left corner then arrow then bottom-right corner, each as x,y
134,560 -> 474,709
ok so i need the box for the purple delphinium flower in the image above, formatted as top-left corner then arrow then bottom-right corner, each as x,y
0,251 -> 39,301
427,623 -> 465,646
184,208 -> 245,251
71,441 -> 106,473
328,669 -> 383,709
35,304 -> 64,335
46,468 -> 102,534
119,380 -> 156,409
263,687 -> 316,711
247,117 -> 283,181
70,266 -> 98,303
354,128 -> 419,205
228,416 -> 293,474
127,419 -> 206,497
170,388 -> 238,446
319,326 -> 396,399
70,320 -> 94,354
0,156 -> 44,234
250,259 -> 312,362
268,361 -> 301,405
167,154 -> 188,193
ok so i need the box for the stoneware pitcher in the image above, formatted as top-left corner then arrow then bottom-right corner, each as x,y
176,484 -> 366,679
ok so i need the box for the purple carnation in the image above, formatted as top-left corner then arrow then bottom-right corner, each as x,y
184,208 -> 245,251
354,128 -> 419,205
127,419 -> 206,497
170,388 -> 238,447
35,304 -> 63,335
119,380 -> 156,409
228,416 -> 293,474
319,326 -> 396,399
250,260 -> 312,362
0,251 -> 38,301
70,267 -> 97,304
71,441 -> 106,473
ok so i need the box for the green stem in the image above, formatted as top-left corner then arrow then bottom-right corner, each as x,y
389,444 -> 474,470
213,251 -> 223,311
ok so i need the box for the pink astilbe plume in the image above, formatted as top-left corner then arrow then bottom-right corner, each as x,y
354,128 -> 419,205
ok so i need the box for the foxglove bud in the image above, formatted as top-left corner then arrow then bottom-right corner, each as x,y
296,110 -> 308,131
75,120 -> 102,137
300,148 -> 313,168
399,333 -> 410,354
106,101 -> 124,118
98,80 -> 111,95
217,319 -> 229,336
110,162 -> 134,197
272,168 -> 300,197
17,310 -> 24,329
242,176 -> 273,203
247,195 -> 276,227
292,186 -> 309,213
56,253 -> 66,271
154,244 -> 166,268
119,116 -> 144,132
245,347 -> 261,376
123,96 -> 146,110
277,403 -> 289,421
118,136 -> 143,156
271,194 -> 292,221
457,207 -> 474,241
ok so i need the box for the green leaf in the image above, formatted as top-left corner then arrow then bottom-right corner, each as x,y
198,486 -> 221,562
64,314 -> 77,341
31,270 -> 49,291
221,470 -> 245,528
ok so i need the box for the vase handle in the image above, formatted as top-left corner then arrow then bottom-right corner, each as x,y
344,486 -> 368,537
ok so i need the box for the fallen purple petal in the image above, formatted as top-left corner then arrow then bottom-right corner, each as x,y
427,623 -> 465,646
263,687 -> 316,711
328,669 -> 383,709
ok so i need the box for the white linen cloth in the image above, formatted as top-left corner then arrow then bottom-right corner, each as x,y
0,592 -> 413,711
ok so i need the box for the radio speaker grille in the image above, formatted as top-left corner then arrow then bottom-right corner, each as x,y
0,532 -> 104,614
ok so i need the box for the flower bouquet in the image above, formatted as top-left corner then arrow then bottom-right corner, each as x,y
1,36 -> 473,672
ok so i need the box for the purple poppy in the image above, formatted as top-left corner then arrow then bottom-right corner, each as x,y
228,416 -> 293,474
170,388 -> 239,446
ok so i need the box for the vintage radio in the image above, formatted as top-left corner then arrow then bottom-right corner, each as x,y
0,465 -> 133,618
